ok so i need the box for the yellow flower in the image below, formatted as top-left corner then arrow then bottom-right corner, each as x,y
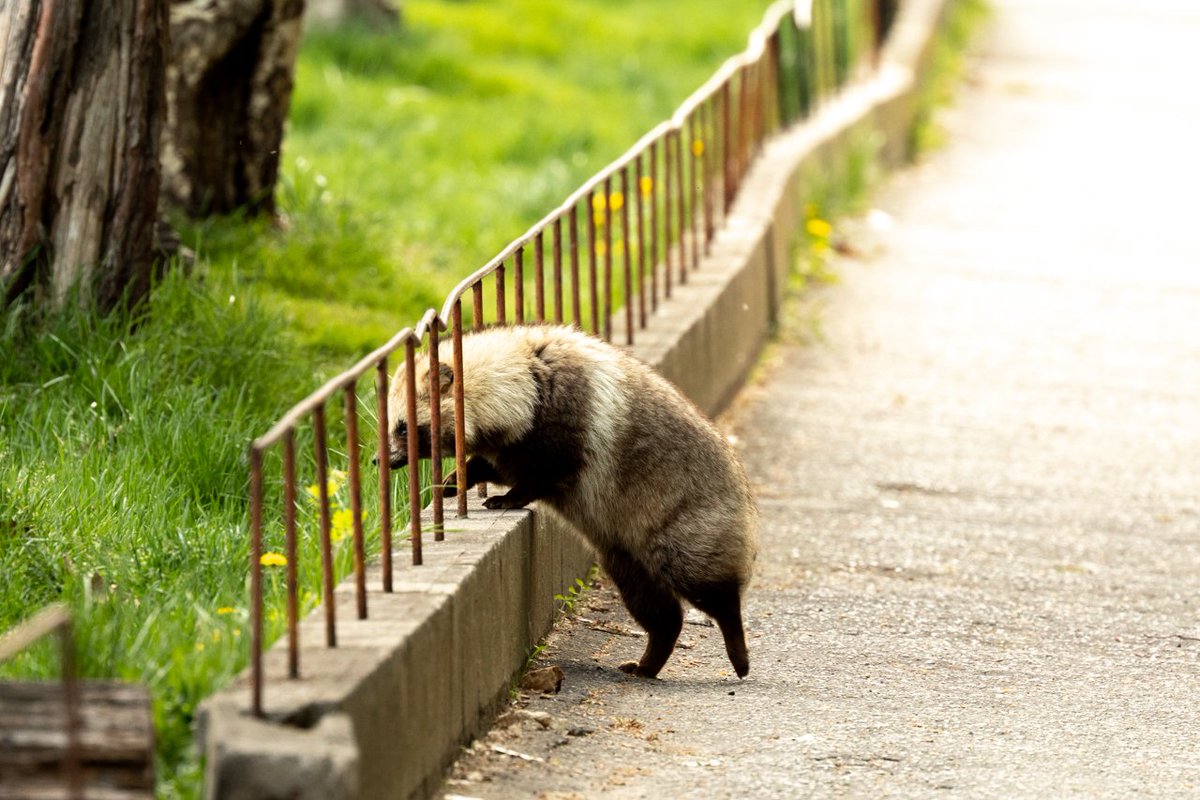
591,193 -> 607,211
216,606 -> 236,615
305,481 -> 334,501
330,507 -> 368,543
305,470 -> 346,502
593,209 -> 606,227
608,192 -> 624,212
806,218 -> 832,239
260,552 -> 287,567
639,176 -> 654,197
692,139 -> 705,157
594,241 -> 608,257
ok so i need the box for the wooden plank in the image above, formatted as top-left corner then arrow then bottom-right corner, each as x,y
0,680 -> 154,794
1,781 -> 153,800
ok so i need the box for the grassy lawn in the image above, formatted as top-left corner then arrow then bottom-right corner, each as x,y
187,0 -> 776,363
1,2 -> 776,796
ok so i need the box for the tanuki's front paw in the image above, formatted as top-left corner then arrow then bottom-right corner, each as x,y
483,493 -> 528,511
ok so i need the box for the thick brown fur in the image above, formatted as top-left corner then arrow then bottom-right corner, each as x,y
388,325 -> 757,678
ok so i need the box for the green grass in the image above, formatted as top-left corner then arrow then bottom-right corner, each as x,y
911,0 -> 991,155
0,272 -> 316,796
184,0 -> 777,363
0,271 -> 439,797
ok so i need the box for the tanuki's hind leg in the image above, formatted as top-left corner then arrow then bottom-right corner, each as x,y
600,546 -> 683,679
686,579 -> 750,678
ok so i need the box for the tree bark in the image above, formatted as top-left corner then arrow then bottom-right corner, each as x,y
0,0 -> 168,311
161,0 -> 305,217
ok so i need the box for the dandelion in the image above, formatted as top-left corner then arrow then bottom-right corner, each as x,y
639,176 -> 654,197
806,218 -> 832,239
331,507 -> 364,543
306,470 -> 346,502
608,192 -> 624,212
260,552 -> 287,567
216,606 -> 236,615
591,193 -> 607,211
692,139 -> 705,157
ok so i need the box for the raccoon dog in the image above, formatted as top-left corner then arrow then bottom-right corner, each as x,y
387,325 -> 757,679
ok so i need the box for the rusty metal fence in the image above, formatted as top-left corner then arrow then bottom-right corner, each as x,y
245,0 -> 890,717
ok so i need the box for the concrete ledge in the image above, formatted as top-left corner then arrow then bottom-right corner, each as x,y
201,0 -> 951,796
201,499 -> 593,800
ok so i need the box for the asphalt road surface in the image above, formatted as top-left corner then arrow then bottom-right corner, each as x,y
441,1 -> 1200,796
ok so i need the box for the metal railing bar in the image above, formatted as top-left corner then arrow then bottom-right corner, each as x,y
602,175 -> 613,342
374,359 -> 393,592
451,301 -> 468,518
282,431 -> 300,677
534,231 -> 546,322
249,447 -> 264,714
428,323 -> 445,539
345,388 -> 367,620
0,604 -> 72,661
312,404 -> 337,648
620,168 -> 633,345
404,340 -> 422,565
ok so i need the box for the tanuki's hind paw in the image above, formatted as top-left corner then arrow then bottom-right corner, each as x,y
618,660 -> 660,679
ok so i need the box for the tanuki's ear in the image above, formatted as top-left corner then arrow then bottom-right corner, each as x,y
438,362 -> 454,392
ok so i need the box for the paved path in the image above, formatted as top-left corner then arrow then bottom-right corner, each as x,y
442,1 -> 1200,796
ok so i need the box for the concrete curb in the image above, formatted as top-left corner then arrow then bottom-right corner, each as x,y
200,1 -> 950,796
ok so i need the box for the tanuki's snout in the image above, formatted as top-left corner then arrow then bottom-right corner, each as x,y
379,420 -> 436,469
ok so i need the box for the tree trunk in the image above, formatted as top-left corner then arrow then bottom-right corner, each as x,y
162,0 -> 304,217
0,0 -> 168,311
